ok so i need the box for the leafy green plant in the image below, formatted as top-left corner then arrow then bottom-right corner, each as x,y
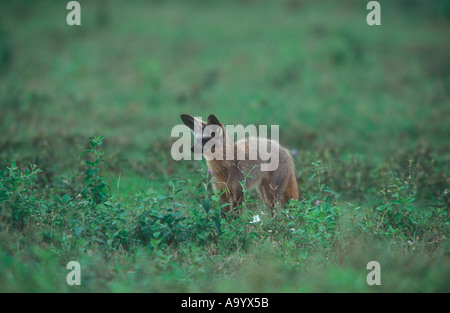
309,159 -> 338,201
0,161 -> 42,229
376,167 -> 416,235
356,160 -> 449,247
79,135 -> 111,204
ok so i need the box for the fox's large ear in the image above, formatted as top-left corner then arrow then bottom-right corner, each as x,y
180,114 -> 196,130
181,114 -> 205,131
207,114 -> 222,126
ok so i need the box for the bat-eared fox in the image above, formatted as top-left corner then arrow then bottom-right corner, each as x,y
180,114 -> 299,215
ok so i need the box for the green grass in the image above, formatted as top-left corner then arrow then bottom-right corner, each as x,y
0,0 -> 449,292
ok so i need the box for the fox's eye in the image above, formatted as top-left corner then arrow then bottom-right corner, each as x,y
202,137 -> 211,144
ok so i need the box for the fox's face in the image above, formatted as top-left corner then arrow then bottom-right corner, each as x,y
180,114 -> 224,154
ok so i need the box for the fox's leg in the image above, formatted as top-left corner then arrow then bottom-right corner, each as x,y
260,169 -> 298,214
219,190 -> 233,213
282,170 -> 299,205
229,183 -> 244,215
212,181 -> 232,213
214,182 -> 243,215
258,177 -> 277,215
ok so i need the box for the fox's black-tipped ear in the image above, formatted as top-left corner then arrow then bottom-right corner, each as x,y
207,114 -> 221,126
180,114 -> 195,130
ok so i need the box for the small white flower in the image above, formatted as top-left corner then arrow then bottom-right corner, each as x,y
290,228 -> 296,232
250,215 -> 261,224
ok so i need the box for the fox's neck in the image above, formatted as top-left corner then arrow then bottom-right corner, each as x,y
204,132 -> 235,172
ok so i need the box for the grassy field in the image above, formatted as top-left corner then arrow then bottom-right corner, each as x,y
0,0 -> 449,293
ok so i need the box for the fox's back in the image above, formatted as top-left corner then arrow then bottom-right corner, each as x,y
231,137 -> 293,187
235,136 -> 292,165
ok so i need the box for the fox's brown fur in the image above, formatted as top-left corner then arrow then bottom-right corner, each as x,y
181,114 -> 299,215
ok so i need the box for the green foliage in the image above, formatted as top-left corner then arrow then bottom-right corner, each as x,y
80,135 -> 111,204
0,161 -> 42,229
0,132 -> 449,292
359,166 -> 449,243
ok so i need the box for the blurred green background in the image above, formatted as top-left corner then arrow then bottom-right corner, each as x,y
0,0 -> 449,292
1,0 -> 448,162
